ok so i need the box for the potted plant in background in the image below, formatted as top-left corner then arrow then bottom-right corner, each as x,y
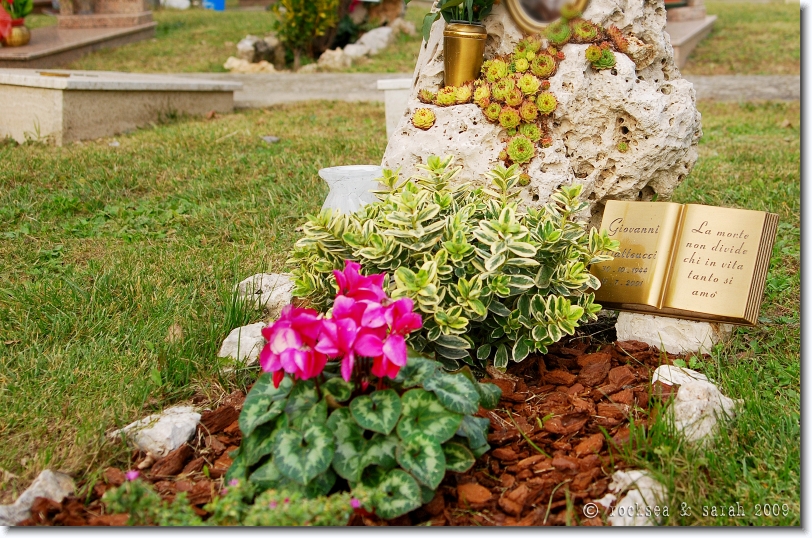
408,0 -> 497,87
0,0 -> 33,47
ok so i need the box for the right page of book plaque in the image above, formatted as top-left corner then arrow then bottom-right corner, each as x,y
662,204 -> 769,320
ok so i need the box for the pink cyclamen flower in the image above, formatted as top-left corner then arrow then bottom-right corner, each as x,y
333,260 -> 387,304
386,297 -> 423,335
269,501 -> 278,509
351,498 -> 361,509
229,479 -> 239,487
259,304 -> 327,387
125,470 -> 139,481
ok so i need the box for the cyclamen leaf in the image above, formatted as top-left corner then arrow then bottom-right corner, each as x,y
349,389 -> 402,435
291,397 -> 327,431
373,469 -> 422,520
362,432 -> 399,470
394,354 -> 438,388
455,415 -> 491,451
326,408 -> 367,482
224,447 -> 248,484
242,419 -> 282,467
273,424 -> 335,486
397,389 -> 463,444
285,380 -> 319,417
306,468 -> 337,498
476,381 -> 502,409
442,442 -> 476,473
248,457 -> 283,489
322,377 -> 353,403
423,373 -> 481,415
396,432 -> 446,489
239,374 -> 292,438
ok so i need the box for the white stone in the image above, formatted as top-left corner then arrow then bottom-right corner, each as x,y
671,379 -> 741,443
318,48 -> 353,71
616,312 -> 734,354
344,43 -> 371,59
0,69 -> 241,92
109,406 -> 200,458
224,57 -> 277,74
236,35 -> 261,62
608,470 -> 668,526
389,17 -> 417,37
297,63 -> 320,74
218,322 -> 267,366
235,273 -> 294,317
381,1 -> 702,225
0,470 -> 75,526
356,26 -> 395,56
651,364 -> 709,386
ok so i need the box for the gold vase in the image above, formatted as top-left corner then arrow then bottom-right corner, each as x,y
443,22 -> 487,88
4,20 -> 31,47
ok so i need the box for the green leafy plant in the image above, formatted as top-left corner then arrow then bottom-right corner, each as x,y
102,475 -> 358,526
1,0 -> 33,20
407,0 -> 497,42
225,352 -> 500,520
288,155 -> 619,370
271,0 -> 340,70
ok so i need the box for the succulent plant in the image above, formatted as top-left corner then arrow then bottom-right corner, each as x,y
617,141 -> 629,153
436,86 -> 458,106
571,19 -> 600,43
491,78 -> 515,103
540,136 -> 553,148
506,135 -> 536,164
560,2 -> 583,20
506,87 -> 524,107
592,47 -> 616,70
525,35 -> 542,53
473,83 -> 492,108
483,58 -> 510,83
412,108 -> 436,130
498,150 -> 509,162
606,25 -> 630,53
518,173 -> 531,187
455,83 -> 474,104
516,73 -> 542,96
541,80 -> 551,91
418,88 -> 437,104
498,106 -> 521,130
513,40 -> 530,59
585,44 -> 603,63
514,57 -> 530,73
530,53 -> 557,78
519,100 -> 539,123
518,122 -> 542,142
536,91 -> 558,115
483,102 -> 502,122
545,19 -> 571,46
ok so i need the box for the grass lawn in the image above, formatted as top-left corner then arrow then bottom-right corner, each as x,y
25,1 -> 797,75
0,100 -> 800,525
681,2 -> 800,75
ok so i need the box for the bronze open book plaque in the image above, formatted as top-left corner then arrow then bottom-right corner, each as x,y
590,201 -> 779,326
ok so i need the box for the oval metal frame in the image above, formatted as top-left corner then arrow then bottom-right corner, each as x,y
503,0 -> 591,34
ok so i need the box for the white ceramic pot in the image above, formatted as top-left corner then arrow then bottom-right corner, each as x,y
319,165 -> 384,214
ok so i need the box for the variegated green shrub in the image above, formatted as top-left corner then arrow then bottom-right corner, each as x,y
288,155 -> 619,370
225,353 -> 501,520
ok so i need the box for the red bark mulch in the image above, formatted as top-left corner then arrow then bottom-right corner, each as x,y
20,338 -> 681,527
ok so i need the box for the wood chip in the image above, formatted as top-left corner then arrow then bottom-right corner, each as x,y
574,433 -> 605,457
151,444 -> 194,478
200,405 -> 239,434
608,366 -> 636,387
544,369 -> 577,386
457,483 -> 492,504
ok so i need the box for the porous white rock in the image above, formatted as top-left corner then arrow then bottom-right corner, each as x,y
390,17 -> 417,37
236,35 -> 262,62
344,43 -> 371,59
607,470 -> 668,526
651,364 -> 709,386
616,312 -> 734,354
235,273 -> 294,318
223,57 -> 276,74
218,322 -> 267,366
0,470 -> 75,526
356,26 -> 395,56
109,406 -> 200,458
382,1 -> 701,225
318,48 -> 353,70
671,379 -> 741,443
